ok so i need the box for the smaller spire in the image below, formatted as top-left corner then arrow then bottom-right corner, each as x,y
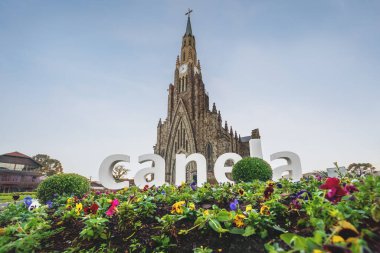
239,134 -> 241,142
218,111 -> 222,122
230,126 -> 233,135
212,103 -> 217,113
224,121 -> 228,131
176,55 -> 180,66
235,131 -> 238,139
158,118 -> 162,127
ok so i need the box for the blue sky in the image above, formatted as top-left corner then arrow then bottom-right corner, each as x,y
1,1 -> 379,179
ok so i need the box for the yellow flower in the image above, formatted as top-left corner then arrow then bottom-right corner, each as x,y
66,197 -> 73,204
0,228 -> 5,236
332,220 -> 360,244
188,202 -> 195,211
171,201 -> 186,214
66,197 -> 73,208
75,203 -> 83,215
245,204 -> 252,213
331,235 -> 345,244
260,205 -> 270,215
234,214 -> 246,228
203,210 -> 210,216
312,250 -> 323,253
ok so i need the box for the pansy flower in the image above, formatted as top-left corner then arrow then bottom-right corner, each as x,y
320,178 -> 347,203
105,198 -> 119,217
24,196 -> 33,208
46,200 -> 53,209
264,182 -> 274,199
190,182 -> 197,191
344,184 -> 359,194
75,203 -> 83,215
229,199 -> 239,211
260,205 -> 270,215
233,214 -> 246,228
171,201 -> 186,214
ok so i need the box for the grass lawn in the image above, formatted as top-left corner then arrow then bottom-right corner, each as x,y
0,192 -> 36,204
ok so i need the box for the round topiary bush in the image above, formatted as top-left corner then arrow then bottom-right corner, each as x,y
232,157 -> 272,182
36,173 -> 90,203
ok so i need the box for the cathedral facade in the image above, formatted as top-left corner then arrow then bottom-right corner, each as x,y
154,16 -> 257,184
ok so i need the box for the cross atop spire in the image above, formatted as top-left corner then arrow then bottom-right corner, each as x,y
185,9 -> 193,36
185,8 -> 193,17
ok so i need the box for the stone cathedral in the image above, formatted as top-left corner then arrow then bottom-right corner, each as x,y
154,14 -> 258,184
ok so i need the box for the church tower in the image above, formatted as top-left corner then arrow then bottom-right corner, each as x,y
154,12 -> 255,184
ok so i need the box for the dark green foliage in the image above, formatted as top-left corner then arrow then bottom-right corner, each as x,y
232,157 -> 273,182
36,173 -> 90,203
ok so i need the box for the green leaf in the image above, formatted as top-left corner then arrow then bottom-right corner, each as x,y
208,219 -> 228,233
242,226 -> 256,237
293,236 -> 307,250
100,233 -> 107,240
216,210 -> 231,222
228,227 -> 245,235
371,204 -> 380,222
86,229 -> 94,237
280,233 -> 297,246
272,225 -> 287,233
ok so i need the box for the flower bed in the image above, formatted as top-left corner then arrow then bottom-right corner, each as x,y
0,176 -> 379,252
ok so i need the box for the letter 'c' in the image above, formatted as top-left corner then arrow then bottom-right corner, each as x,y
98,154 -> 130,190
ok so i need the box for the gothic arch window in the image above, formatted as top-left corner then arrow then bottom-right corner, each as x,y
182,52 -> 185,61
206,143 -> 213,172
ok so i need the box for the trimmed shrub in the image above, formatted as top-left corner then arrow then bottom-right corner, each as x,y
232,157 -> 272,182
36,173 -> 90,203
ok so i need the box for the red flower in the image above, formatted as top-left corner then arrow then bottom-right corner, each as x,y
264,185 -> 274,199
90,203 -> 99,214
320,178 -> 347,203
143,185 -> 149,192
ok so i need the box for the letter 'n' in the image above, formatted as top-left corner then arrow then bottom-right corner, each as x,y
175,153 -> 207,186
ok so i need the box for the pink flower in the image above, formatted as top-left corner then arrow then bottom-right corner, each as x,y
111,199 -> 119,206
105,206 -> 116,216
105,198 -> 119,216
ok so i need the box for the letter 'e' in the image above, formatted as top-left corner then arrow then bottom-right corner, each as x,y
214,153 -> 242,183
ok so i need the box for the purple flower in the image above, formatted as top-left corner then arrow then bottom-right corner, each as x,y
230,199 -> 239,211
344,184 -> 359,194
190,182 -> 197,191
46,200 -> 53,208
296,190 -> 312,200
276,183 -> 283,188
161,190 -> 166,195
95,191 -> 101,195
24,196 -> 33,207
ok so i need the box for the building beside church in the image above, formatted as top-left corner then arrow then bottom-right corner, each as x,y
154,15 -> 258,183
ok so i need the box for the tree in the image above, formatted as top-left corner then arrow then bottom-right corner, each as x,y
32,154 -> 63,176
347,163 -> 376,177
112,164 -> 130,182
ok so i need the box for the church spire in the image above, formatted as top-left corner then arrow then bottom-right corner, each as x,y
185,9 -> 193,36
